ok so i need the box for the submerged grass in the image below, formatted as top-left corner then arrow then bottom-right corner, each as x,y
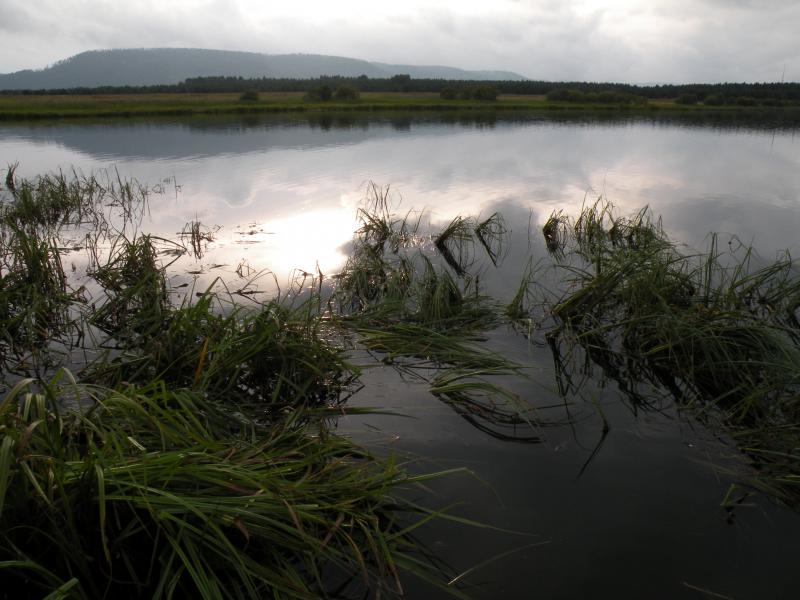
0,170 -> 502,597
332,185 -> 551,442
87,289 -> 357,413
542,199 -> 800,505
4,165 -> 800,595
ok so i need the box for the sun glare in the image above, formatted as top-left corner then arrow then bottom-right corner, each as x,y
236,208 -> 356,281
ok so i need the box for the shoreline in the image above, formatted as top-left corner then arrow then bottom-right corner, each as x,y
2,92 -> 799,121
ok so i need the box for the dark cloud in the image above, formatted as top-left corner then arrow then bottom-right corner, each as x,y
0,1 -> 797,83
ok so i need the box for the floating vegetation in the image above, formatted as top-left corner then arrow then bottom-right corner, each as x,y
333,184 -> 547,442
542,199 -> 800,506
0,170 -> 491,598
3,166 -> 800,597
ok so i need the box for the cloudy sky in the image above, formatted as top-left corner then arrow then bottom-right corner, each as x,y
1,0 -> 797,82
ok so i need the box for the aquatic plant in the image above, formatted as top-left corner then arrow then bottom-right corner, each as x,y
333,185 -> 548,442
7,162 -> 799,598
180,219 -> 217,259
0,169 -> 487,597
0,374 -> 463,599
543,200 -> 800,505
0,222 -> 73,376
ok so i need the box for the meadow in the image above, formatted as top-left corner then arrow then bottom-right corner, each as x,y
1,91 -> 792,120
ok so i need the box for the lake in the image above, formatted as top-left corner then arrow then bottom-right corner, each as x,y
1,111 -> 799,599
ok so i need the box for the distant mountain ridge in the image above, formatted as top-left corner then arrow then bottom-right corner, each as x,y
0,48 -> 526,90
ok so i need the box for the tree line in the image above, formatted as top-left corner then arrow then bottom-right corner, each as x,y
3,74 -> 800,103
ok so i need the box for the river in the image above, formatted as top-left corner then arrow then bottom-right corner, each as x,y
1,111 -> 798,599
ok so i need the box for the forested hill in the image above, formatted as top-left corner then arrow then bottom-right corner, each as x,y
0,48 -> 525,90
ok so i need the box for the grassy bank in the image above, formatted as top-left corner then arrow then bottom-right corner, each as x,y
2,92 -> 798,121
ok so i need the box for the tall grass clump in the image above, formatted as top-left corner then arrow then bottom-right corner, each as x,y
89,234 -> 170,341
0,375 -> 460,599
0,222 -> 73,374
336,183 -> 507,331
332,184 -> 550,442
543,199 -> 800,504
86,289 -> 357,413
1,168 -> 146,235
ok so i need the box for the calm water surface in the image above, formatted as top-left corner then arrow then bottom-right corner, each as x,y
1,112 -> 799,599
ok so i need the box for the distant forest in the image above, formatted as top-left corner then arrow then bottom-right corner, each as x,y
5,75 -> 800,104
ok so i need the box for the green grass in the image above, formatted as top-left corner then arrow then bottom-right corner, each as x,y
331,184 -> 555,441
4,166 -> 800,596
0,374 -> 465,599
0,92 -> 535,120
0,168 -> 565,596
0,170 -> 496,598
541,200 -> 800,505
3,92 -> 796,121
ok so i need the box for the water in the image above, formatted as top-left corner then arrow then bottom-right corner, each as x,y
1,112 -> 799,599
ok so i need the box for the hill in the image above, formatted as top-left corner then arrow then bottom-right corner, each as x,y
0,48 -> 526,90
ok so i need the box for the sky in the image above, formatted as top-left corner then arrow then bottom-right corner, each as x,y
1,0 -> 798,83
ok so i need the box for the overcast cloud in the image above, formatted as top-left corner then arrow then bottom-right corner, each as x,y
0,0 -> 797,82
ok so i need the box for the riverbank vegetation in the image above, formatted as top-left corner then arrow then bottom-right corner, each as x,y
5,74 -> 800,104
1,168 -> 799,596
0,91 -> 597,120
541,202 -> 800,505
0,171 -> 504,598
0,168 -> 557,597
2,88 -> 799,121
